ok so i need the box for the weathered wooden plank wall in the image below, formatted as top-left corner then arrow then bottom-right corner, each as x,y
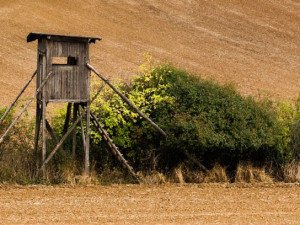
37,38 -> 89,103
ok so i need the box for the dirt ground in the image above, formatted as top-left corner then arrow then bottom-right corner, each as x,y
0,184 -> 299,224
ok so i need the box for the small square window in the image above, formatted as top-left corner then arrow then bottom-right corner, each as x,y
67,57 -> 77,65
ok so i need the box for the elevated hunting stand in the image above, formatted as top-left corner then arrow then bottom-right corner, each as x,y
0,33 -> 166,182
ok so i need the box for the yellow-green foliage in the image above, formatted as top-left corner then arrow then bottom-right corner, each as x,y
291,95 -> 300,158
91,54 -> 174,151
276,95 -> 300,159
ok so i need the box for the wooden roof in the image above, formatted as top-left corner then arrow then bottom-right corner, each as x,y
27,32 -> 101,43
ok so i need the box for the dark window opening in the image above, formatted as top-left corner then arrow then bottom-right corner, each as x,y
67,56 -> 77,65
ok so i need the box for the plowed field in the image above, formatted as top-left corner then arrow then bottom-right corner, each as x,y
0,184 -> 299,224
0,0 -> 299,107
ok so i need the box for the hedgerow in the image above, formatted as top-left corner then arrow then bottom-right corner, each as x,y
89,57 -> 296,172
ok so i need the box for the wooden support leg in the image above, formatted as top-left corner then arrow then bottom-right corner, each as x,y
41,52 -> 47,179
63,103 -> 72,135
42,99 -> 46,178
34,102 -> 42,170
72,103 -> 78,158
85,103 -> 91,176
46,120 -> 64,153
80,114 -> 86,153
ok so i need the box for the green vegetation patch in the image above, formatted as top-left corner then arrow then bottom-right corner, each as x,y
0,56 -> 299,184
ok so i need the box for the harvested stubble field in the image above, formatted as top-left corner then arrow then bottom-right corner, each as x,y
0,184 -> 299,224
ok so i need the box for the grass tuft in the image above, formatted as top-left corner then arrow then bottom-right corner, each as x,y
204,164 -> 228,183
281,161 -> 300,183
235,162 -> 273,183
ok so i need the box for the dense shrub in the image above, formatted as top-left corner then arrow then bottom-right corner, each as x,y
90,59 -> 294,172
89,57 -> 174,171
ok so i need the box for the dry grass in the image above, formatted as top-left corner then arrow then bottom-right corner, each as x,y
179,166 -> 205,183
33,161 -> 300,185
234,162 -> 273,183
53,161 -> 100,185
138,171 -> 166,185
173,165 -> 185,184
167,164 -> 227,184
281,160 -> 300,183
136,161 -> 300,185
204,163 -> 229,183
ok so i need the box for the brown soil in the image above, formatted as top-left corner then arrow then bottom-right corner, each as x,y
0,0 -> 299,108
0,184 -> 299,224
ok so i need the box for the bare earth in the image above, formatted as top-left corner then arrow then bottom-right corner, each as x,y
1,2 -> 299,224
0,0 -> 299,108
0,184 -> 299,224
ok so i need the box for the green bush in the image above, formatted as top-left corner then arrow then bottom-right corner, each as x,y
89,56 -> 174,171
89,59 -> 293,172
155,66 -> 290,168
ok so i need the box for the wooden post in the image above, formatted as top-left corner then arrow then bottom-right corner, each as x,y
34,102 -> 42,169
85,102 -> 91,176
42,99 -> 46,178
72,103 -> 78,158
63,103 -> 72,134
46,120 -> 64,152
41,54 -> 47,178
80,115 -> 86,152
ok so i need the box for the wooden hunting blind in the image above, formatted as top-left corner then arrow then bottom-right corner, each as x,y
0,32 -> 166,182
27,33 -> 101,103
